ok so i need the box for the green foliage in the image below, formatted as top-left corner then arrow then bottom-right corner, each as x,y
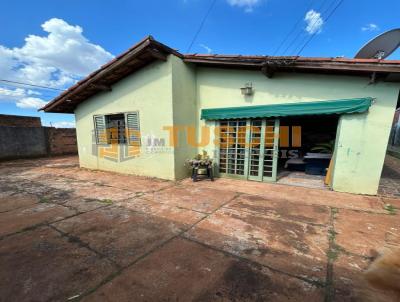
384,203 -> 397,215
100,199 -> 113,205
39,197 -> 50,203
310,140 -> 335,154
194,150 -> 210,160
327,224 -> 341,261
187,150 -> 213,168
328,229 -> 338,240
327,249 -> 339,261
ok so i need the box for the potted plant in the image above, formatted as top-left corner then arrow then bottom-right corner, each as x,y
186,150 -> 214,181
310,139 -> 335,154
305,140 -> 335,175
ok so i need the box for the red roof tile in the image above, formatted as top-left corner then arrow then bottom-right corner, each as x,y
42,37 -> 400,113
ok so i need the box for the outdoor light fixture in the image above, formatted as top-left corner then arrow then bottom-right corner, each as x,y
65,99 -> 72,102
240,82 -> 253,96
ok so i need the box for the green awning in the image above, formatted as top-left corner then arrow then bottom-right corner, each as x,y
201,97 -> 373,120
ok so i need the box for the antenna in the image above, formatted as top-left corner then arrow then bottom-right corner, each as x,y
355,28 -> 400,59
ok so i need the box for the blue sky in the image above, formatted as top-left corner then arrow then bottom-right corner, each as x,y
1,0 -> 399,127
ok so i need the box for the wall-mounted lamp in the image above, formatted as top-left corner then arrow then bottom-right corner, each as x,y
240,82 -> 254,96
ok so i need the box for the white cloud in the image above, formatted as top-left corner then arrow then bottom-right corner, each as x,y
27,89 -> 42,96
304,10 -> 324,34
199,44 -> 213,54
16,97 -> 47,109
0,86 -> 44,108
52,121 -> 75,128
10,18 -> 113,85
226,0 -> 261,12
361,23 -> 379,32
0,87 -> 26,100
0,18 -> 113,110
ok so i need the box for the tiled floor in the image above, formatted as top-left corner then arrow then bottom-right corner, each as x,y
277,171 -> 328,189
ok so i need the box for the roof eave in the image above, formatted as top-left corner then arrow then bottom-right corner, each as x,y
183,56 -> 400,73
42,37 -> 400,114
41,36 -> 181,113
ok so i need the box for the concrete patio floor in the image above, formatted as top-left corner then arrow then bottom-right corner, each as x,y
0,156 -> 399,301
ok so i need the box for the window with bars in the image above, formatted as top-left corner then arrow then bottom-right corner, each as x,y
93,112 -> 141,145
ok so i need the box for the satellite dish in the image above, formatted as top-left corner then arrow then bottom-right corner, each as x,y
355,28 -> 400,59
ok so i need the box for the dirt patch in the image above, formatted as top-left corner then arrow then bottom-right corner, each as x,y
228,194 -> 330,225
145,185 -> 237,213
53,206 -> 185,267
63,198 -> 111,213
333,253 -> 399,302
195,260 -> 322,302
83,237 -> 324,302
0,226 -> 117,302
0,193 -> 39,213
0,202 -> 76,237
115,196 -> 205,227
334,209 -> 400,257
185,207 -> 328,281
181,178 -> 385,212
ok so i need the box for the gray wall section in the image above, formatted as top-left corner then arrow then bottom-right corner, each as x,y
0,126 -> 78,160
389,122 -> 400,147
392,110 -> 400,147
0,126 -> 47,159
392,125 -> 400,147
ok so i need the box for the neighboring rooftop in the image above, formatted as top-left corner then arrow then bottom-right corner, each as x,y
41,36 -> 400,113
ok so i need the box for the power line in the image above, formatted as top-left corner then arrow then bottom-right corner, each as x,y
272,0 -> 315,56
281,0 -> 330,55
296,0 -> 344,56
0,82 -> 59,98
0,79 -> 65,91
289,0 -> 335,55
186,0 -> 217,53
291,0 -> 338,55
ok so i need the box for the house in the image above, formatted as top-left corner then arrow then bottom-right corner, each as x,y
41,36 -> 400,195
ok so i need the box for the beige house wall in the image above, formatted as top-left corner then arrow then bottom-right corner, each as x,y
195,67 -> 399,194
74,57 -> 176,180
74,55 -> 399,195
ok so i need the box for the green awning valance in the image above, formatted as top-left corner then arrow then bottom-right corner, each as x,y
201,97 -> 373,120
